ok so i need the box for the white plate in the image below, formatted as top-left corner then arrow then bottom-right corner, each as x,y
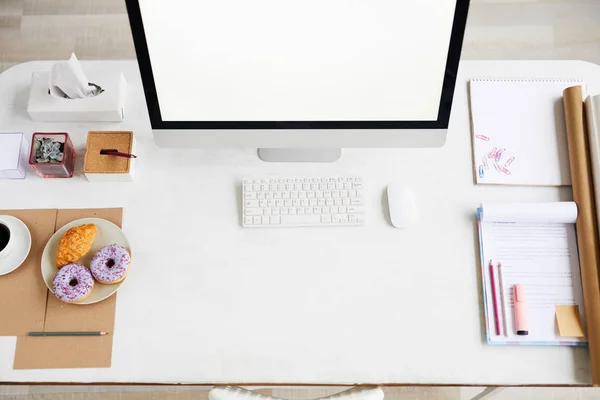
0,215 -> 32,276
41,217 -> 131,305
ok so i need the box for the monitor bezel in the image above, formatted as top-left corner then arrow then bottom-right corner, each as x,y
125,0 -> 470,130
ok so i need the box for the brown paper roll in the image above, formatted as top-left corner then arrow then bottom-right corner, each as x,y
564,85 -> 600,386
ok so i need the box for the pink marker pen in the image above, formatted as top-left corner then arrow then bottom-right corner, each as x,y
513,284 -> 528,335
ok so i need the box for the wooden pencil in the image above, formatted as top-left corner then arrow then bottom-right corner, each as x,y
28,331 -> 108,337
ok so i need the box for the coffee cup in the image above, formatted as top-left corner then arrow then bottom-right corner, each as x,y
0,221 -> 13,260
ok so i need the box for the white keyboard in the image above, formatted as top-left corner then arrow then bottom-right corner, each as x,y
242,176 -> 366,227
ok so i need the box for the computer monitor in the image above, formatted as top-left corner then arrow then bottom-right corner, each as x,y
125,0 -> 470,161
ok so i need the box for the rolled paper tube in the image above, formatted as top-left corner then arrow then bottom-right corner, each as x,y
564,85 -> 600,386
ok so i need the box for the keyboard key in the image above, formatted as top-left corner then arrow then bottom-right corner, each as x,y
245,192 -> 257,200
282,192 -> 290,199
331,206 -> 338,214
280,207 -> 289,215
326,198 -> 334,206
270,215 -> 281,224
340,215 -> 349,223
350,190 -> 357,197
351,198 -> 364,205
301,199 -> 309,206
272,208 -> 280,215
269,184 -> 277,190
342,198 -> 350,206
334,198 -> 342,206
262,216 -> 270,225
253,184 -> 260,191
253,216 -> 261,224
347,206 -> 364,214
266,192 -> 274,199
349,215 -> 357,223
276,199 -> 284,207
244,216 -> 253,225
309,199 -> 317,206
293,199 -> 301,207
332,191 -> 340,198
291,191 -> 299,199
264,208 -> 272,215
284,199 -> 293,207
267,200 -> 275,207
324,191 -> 332,198
297,207 -> 305,215
307,191 -> 315,198
245,208 -> 262,216
313,207 -> 322,214
260,200 -> 267,207
257,192 -> 266,200
245,200 -> 259,208
261,184 -> 268,191
323,207 -> 330,214
289,207 -> 297,215
274,192 -> 282,199
316,190 -> 323,198
244,179 -> 251,184
305,207 -> 313,214
336,182 -> 343,189
244,184 -> 252,192
281,215 -> 322,225
340,190 -> 348,198
332,215 -> 341,223
321,215 -> 332,223
338,206 -> 347,214
353,183 -> 363,189
317,198 -> 325,206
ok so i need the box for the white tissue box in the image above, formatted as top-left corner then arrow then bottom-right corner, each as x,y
0,133 -> 29,179
27,71 -> 126,122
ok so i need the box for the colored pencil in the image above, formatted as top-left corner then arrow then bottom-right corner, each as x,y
28,331 -> 107,337
489,260 -> 502,336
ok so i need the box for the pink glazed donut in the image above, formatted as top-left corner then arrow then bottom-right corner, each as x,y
90,244 -> 131,284
52,263 -> 94,303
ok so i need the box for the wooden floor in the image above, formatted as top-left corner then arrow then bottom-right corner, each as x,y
1,0 -> 600,398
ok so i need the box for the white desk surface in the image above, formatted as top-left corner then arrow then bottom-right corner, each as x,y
0,60 -> 599,386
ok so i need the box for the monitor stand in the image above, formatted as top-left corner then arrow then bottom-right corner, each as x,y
258,149 -> 342,162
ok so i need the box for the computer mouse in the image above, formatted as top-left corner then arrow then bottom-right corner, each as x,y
387,184 -> 418,229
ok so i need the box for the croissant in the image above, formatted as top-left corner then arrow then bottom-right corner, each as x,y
56,224 -> 97,268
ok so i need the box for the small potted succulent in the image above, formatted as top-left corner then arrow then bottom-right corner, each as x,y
29,133 -> 75,178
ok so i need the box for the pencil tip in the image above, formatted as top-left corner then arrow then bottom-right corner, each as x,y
101,332 -> 108,335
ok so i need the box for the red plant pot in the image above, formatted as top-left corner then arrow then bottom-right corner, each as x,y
29,132 -> 76,178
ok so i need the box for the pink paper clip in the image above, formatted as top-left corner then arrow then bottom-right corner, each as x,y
476,134 -> 490,141
504,156 -> 515,167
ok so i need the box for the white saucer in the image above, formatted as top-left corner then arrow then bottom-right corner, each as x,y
0,215 -> 33,276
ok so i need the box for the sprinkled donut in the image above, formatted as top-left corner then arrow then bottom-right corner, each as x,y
90,244 -> 131,284
52,263 -> 94,303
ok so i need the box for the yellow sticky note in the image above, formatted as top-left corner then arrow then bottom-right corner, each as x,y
556,305 -> 585,338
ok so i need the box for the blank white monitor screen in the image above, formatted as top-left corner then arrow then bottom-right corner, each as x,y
134,0 -> 460,123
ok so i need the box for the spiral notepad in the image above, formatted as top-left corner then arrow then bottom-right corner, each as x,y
469,78 -> 587,186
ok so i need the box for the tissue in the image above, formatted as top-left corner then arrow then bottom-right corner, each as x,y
49,53 -> 102,99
